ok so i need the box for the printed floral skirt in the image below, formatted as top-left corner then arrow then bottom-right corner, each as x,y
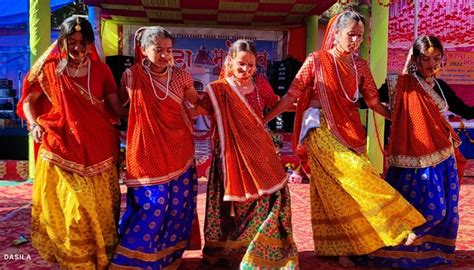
32,156 -> 121,269
202,153 -> 299,269
304,117 -> 425,256
354,155 -> 459,268
110,165 -> 198,270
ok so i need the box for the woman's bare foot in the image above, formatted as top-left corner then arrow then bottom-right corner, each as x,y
339,256 -> 355,267
405,232 -> 417,245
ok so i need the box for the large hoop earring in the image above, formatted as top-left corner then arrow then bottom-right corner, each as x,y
410,62 -> 417,73
141,58 -> 151,69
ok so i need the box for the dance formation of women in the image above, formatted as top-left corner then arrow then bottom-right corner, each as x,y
18,10 -> 472,270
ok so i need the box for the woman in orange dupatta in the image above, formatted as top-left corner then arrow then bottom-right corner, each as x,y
109,26 -> 202,270
264,11 -> 425,266
200,40 -> 298,269
17,17 -> 125,269
354,36 -> 464,268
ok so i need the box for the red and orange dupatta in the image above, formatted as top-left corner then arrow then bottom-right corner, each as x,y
206,78 -> 287,202
17,42 -> 119,176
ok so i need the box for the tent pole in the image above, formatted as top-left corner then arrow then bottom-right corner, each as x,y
306,15 -> 319,55
366,0 -> 389,174
28,0 -> 51,179
88,5 -> 105,61
414,0 -> 419,39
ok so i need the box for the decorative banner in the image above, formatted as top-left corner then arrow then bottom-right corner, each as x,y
172,37 -> 278,88
439,51 -> 474,85
387,0 -> 474,88
388,48 -> 474,85
388,0 -> 473,47
387,0 -> 474,104
387,48 -> 409,75
102,21 -> 284,87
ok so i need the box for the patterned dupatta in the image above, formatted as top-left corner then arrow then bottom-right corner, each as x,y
387,74 -> 460,168
316,51 -> 367,153
293,13 -> 367,154
17,41 -> 119,176
125,64 -> 195,187
206,78 -> 287,202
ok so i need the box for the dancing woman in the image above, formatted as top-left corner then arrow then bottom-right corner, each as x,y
201,39 -> 299,269
264,11 -> 426,265
18,16 -> 123,269
354,35 -> 464,268
110,26 -> 201,269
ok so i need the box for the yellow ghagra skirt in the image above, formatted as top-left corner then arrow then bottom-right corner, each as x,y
31,156 -> 121,269
305,117 -> 425,256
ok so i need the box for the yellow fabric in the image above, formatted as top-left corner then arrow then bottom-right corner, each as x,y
306,117 -> 426,256
101,20 -> 118,57
31,156 -> 121,269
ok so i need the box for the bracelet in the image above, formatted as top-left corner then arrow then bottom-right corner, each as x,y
29,123 -> 39,131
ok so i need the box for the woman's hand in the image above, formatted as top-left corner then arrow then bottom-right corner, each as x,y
22,90 -> 45,143
264,94 -> 297,124
370,102 -> 391,120
30,124 -> 44,143
107,93 -> 129,119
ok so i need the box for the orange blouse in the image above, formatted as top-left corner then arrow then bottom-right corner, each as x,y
206,78 -> 288,202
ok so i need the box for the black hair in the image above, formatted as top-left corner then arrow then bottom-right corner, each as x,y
58,16 -> 94,45
412,35 -> 444,58
56,16 -> 94,73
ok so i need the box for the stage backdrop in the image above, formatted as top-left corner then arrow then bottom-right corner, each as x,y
387,0 -> 474,105
101,21 -> 285,86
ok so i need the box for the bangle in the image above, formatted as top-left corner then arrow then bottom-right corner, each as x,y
29,123 -> 38,131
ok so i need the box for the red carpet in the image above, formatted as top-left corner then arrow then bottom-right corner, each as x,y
464,159 -> 474,177
1,177 -> 474,269
0,160 -> 28,181
2,135 -> 474,269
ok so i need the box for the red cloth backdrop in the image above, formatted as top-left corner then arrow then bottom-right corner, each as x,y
387,1 -> 473,106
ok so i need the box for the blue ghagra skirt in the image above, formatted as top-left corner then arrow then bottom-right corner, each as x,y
110,165 -> 198,269
354,155 -> 460,268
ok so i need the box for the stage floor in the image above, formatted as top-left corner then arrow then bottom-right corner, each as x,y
1,175 -> 474,269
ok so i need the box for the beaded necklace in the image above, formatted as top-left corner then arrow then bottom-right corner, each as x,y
143,59 -> 170,101
332,53 -> 359,103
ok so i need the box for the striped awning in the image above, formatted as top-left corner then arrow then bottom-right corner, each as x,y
83,0 -> 337,27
